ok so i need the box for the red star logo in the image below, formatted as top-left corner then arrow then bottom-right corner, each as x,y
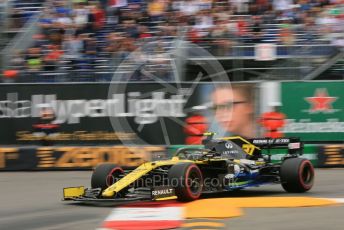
305,88 -> 337,113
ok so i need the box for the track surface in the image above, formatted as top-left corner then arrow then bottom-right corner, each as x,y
0,169 -> 343,230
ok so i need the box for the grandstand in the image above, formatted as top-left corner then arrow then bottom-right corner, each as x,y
0,0 -> 343,82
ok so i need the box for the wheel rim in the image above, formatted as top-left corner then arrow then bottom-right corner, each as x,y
106,167 -> 123,187
188,171 -> 201,194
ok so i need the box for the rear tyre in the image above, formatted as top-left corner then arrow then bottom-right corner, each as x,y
91,163 -> 124,190
168,163 -> 203,201
280,158 -> 314,193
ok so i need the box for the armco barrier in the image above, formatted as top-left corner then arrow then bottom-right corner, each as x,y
1,144 -> 343,171
0,146 -> 166,171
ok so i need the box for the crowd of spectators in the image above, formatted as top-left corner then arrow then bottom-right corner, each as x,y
2,0 -> 344,82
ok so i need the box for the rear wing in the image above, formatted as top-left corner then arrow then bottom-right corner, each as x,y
203,133 -> 303,157
248,137 -> 303,155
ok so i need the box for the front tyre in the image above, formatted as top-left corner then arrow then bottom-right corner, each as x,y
91,163 -> 124,190
168,163 -> 203,201
280,158 -> 314,193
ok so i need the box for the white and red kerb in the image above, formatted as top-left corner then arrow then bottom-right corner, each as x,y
99,201 -> 184,230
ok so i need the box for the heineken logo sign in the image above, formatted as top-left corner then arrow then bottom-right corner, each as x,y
281,82 -> 343,141
304,88 -> 339,114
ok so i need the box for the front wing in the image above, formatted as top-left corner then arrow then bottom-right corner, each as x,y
63,186 -> 177,204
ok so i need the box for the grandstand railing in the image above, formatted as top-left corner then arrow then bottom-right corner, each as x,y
185,44 -> 338,60
2,40 -> 340,83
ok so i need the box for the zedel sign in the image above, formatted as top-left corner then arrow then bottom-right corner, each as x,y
281,82 -> 344,141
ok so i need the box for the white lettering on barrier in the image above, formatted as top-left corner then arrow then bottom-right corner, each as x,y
0,92 -> 186,125
283,119 -> 344,133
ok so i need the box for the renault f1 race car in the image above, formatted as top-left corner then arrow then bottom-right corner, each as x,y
63,133 -> 314,203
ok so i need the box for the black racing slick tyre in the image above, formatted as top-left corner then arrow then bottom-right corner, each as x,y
280,158 -> 314,193
91,163 -> 124,190
168,163 -> 203,201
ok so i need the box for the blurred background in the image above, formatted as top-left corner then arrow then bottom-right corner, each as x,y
0,0 -> 343,170
0,0 -> 343,82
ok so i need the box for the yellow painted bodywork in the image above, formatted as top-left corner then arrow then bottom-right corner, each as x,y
102,158 -> 194,197
220,136 -> 260,155
155,196 -> 178,201
63,186 -> 85,199
101,135 -> 261,198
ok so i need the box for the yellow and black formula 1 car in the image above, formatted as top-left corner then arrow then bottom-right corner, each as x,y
63,133 -> 314,203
